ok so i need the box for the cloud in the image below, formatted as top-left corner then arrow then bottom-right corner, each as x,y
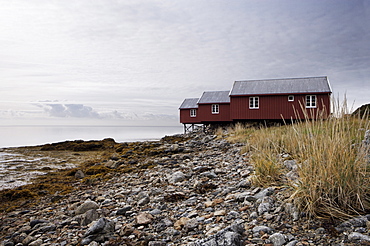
33,102 -> 179,123
39,103 -> 101,118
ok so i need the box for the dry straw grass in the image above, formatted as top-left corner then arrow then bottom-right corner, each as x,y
227,100 -> 370,219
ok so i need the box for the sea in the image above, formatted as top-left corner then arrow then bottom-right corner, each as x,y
0,125 -> 184,148
0,125 -> 184,190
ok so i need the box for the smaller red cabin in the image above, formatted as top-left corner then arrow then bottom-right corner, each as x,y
179,98 -> 201,124
197,91 -> 231,123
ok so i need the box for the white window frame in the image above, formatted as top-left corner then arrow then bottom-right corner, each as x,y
288,95 -> 294,102
249,96 -> 259,109
190,109 -> 196,117
306,95 -> 317,108
212,104 -> 219,114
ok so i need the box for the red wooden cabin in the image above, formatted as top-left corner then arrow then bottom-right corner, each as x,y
229,76 -> 332,120
197,91 -> 231,123
179,76 -> 332,129
179,98 -> 200,124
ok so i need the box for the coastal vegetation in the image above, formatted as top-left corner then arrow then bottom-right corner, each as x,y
0,135 -> 189,212
223,102 -> 370,219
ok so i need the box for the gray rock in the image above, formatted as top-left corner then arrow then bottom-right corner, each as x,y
137,191 -> 148,200
286,170 -> 299,181
224,231 -> 242,246
185,218 -> 199,231
149,208 -> 162,215
348,232 -> 370,242
137,196 -> 150,206
2,241 -> 14,246
104,160 -> 119,169
200,171 -> 218,179
76,201 -> 99,215
171,144 -> 179,152
269,233 -> 286,246
116,206 -> 132,215
258,202 -> 271,215
148,242 -> 167,246
29,223 -> 56,236
284,203 -> 299,221
202,135 -> 216,143
235,192 -> 250,202
84,217 -> 114,237
283,160 -> 297,171
136,212 -> 154,225
252,225 -> 273,234
30,219 -> 48,228
81,209 -> 99,226
193,166 -> 210,173
227,211 -> 241,220
193,223 -> 245,246
339,215 -> 368,228
28,239 -> 43,246
164,228 -> 180,236
244,196 -> 257,202
254,187 -> 274,199
236,180 -> 251,188
169,171 -> 186,183
250,211 -> 258,219
22,235 -> 35,245
87,242 -> 99,246
286,240 -> 299,246
75,169 -> 85,179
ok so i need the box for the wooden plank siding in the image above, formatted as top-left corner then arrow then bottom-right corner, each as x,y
198,103 -> 231,123
179,109 -> 202,124
230,94 -> 330,120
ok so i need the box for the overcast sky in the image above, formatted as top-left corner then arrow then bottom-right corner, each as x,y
0,0 -> 369,126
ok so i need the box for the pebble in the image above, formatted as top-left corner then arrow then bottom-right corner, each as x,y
269,232 -> 286,246
135,212 -> 154,225
348,232 -> 370,242
75,201 -> 99,215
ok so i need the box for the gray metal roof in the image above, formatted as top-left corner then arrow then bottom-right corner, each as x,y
179,98 -> 199,109
198,91 -> 230,104
230,76 -> 332,96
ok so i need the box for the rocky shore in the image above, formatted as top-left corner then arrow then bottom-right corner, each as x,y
1,132 -> 370,246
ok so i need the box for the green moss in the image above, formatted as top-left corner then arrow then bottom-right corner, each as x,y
85,165 -> 110,175
1,189 -> 36,200
119,166 -> 135,173
161,135 -> 189,143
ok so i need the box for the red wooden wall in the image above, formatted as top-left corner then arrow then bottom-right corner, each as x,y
180,109 -> 201,124
230,94 -> 330,120
197,103 -> 231,123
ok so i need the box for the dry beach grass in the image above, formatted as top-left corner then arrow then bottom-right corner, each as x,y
224,103 -> 370,220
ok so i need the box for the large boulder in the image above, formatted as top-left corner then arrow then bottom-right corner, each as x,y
81,218 -> 115,245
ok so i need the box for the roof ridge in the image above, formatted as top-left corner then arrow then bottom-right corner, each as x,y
235,76 -> 327,83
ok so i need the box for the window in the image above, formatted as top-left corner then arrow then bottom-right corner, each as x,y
306,95 -> 316,108
249,97 -> 259,109
212,104 -> 219,114
190,109 -> 196,117
288,95 -> 294,102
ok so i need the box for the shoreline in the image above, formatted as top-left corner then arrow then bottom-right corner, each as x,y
0,136 -> 183,191
1,132 -> 369,245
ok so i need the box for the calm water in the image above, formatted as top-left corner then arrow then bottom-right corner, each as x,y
0,125 -> 184,148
